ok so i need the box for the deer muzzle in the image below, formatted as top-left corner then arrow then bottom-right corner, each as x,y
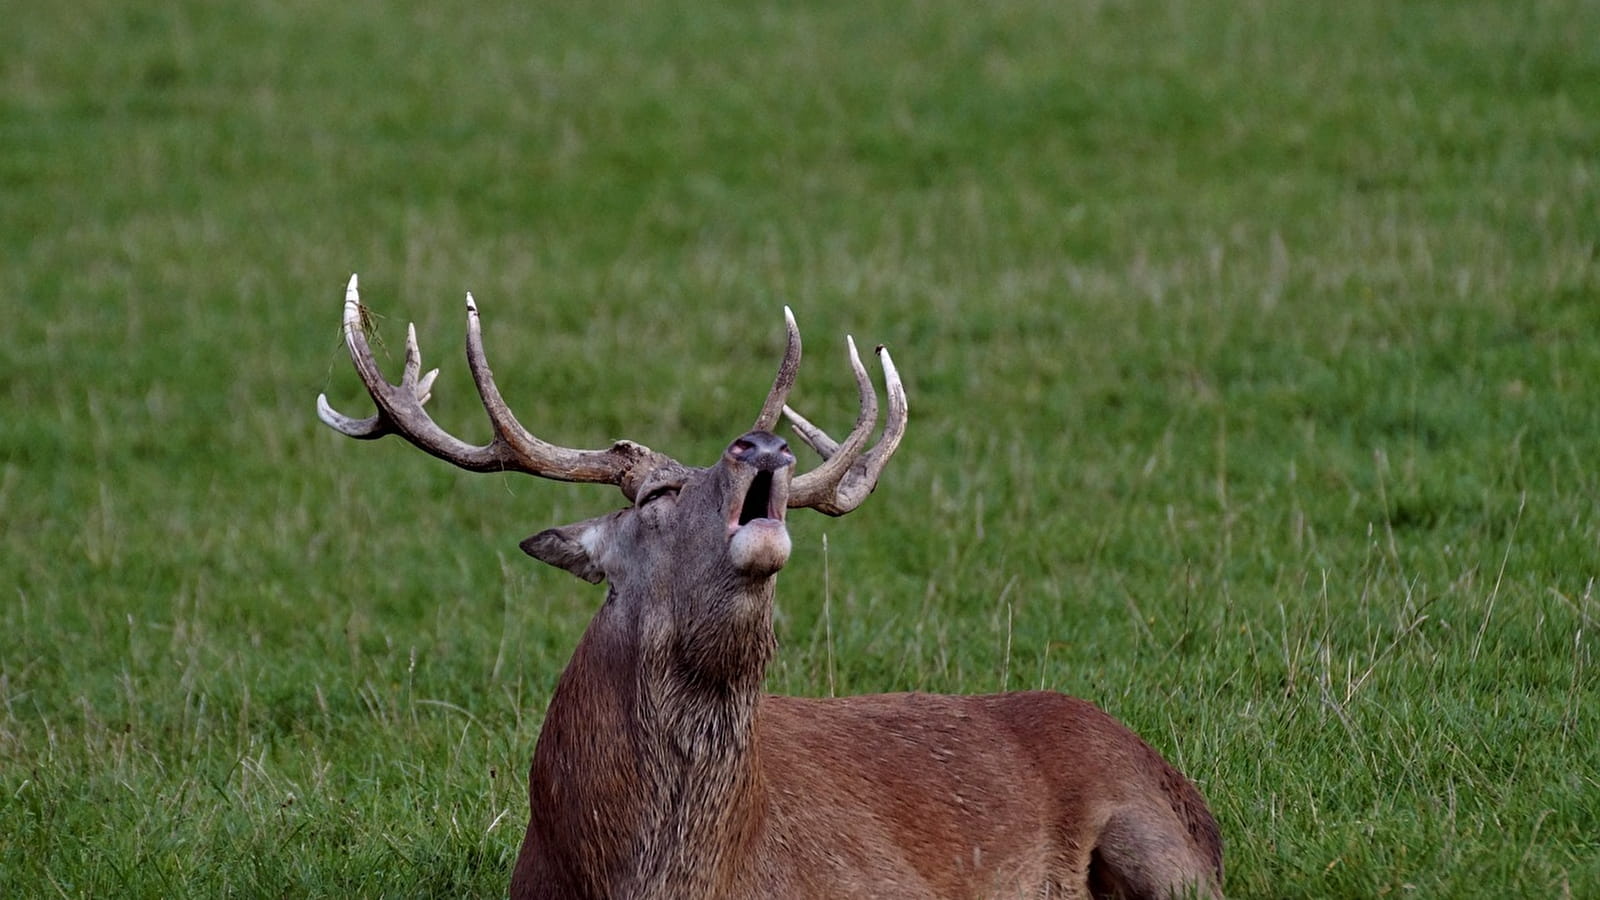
725,431 -> 794,576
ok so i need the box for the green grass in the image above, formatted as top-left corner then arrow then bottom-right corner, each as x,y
3,0 -> 1598,895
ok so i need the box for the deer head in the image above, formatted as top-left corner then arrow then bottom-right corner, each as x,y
317,274 -> 906,686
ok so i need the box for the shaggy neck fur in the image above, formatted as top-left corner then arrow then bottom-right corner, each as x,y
514,580 -> 777,900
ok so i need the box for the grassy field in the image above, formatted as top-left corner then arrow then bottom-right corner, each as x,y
3,0 -> 1598,895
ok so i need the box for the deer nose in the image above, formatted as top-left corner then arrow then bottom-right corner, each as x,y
729,431 -> 795,471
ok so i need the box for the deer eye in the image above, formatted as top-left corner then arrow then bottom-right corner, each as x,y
639,485 -> 680,506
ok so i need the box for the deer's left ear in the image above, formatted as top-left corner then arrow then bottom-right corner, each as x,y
520,511 -> 621,584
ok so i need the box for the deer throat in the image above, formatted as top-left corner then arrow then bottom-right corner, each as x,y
629,682 -> 767,899
529,607 -> 770,891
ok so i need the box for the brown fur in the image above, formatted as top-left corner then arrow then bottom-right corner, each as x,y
508,433 -> 1221,900
511,606 -> 1221,900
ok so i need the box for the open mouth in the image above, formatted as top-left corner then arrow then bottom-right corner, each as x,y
729,468 -> 786,537
725,464 -> 791,575
721,430 -> 793,574
738,471 -> 777,527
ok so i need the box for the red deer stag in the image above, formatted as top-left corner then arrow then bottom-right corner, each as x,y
318,274 -> 1223,899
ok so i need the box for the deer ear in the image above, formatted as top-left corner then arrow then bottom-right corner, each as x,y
520,513 -> 616,584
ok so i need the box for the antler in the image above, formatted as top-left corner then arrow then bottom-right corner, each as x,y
752,307 -> 802,432
316,274 -> 669,499
782,334 -> 908,517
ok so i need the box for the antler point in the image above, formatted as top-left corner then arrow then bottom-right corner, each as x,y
342,279 -> 363,330
315,393 -> 345,429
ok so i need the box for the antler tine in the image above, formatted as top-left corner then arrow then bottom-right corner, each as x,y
779,403 -> 839,459
787,335 -> 876,492
317,273 -> 465,449
785,337 -> 907,516
317,274 -> 666,499
461,292 -> 665,497
317,316 -> 440,437
753,306 -> 802,432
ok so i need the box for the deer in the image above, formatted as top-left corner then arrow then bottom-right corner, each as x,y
317,274 -> 1223,900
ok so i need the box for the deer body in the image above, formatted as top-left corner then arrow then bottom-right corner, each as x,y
318,275 -> 1221,899
508,486 -> 1218,899
518,679 -> 1220,900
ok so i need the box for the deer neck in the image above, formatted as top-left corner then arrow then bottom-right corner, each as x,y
529,582 -> 776,898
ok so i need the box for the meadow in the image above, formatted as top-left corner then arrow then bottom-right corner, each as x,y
3,0 -> 1597,895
